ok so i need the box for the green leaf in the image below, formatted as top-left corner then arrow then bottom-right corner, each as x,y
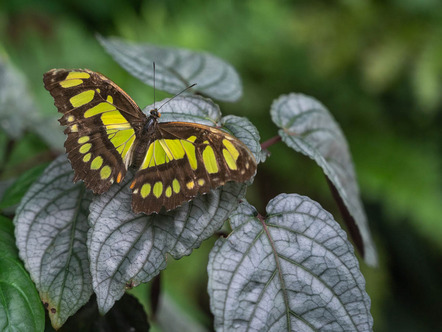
208,194 -> 373,332
97,35 -> 243,102
271,93 -> 377,266
0,216 -> 16,257
13,157 -> 94,329
0,216 -> 45,332
0,163 -> 48,210
88,96 -> 260,314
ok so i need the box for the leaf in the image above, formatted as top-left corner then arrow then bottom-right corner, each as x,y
33,116 -> 66,152
13,156 -> 94,329
0,216 -> 45,332
88,96 -> 260,314
150,94 -> 222,124
208,194 -> 373,332
0,55 -> 64,151
89,178 -> 247,314
155,292 -> 209,332
270,93 -> 377,266
0,56 -> 36,139
0,163 -> 48,210
0,216 -> 16,256
97,35 -> 243,102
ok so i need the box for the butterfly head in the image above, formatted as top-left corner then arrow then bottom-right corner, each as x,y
150,108 -> 161,119
144,108 -> 161,131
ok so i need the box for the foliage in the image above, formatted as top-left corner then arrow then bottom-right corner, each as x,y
0,1 -> 441,331
4,36 -> 374,331
0,216 -> 44,331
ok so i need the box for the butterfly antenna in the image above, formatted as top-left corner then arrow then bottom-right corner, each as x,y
157,83 -> 197,111
153,62 -> 156,110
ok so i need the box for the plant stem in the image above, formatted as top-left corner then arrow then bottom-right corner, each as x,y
260,135 -> 281,150
0,138 -> 16,177
150,274 -> 161,321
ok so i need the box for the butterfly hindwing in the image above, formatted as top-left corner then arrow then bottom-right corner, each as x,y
43,69 -> 147,193
130,122 -> 257,214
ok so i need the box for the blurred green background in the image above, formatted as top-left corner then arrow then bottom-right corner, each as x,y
1,0 -> 441,331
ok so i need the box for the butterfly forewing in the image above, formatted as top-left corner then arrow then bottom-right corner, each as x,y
130,122 -> 257,214
43,69 -> 147,193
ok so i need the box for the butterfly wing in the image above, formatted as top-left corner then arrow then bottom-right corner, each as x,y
130,122 -> 257,214
43,69 -> 147,193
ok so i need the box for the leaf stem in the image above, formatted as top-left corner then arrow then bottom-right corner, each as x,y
150,274 -> 161,321
260,135 -> 281,150
0,138 -> 16,177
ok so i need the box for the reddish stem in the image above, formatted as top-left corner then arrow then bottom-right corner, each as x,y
260,135 -> 281,150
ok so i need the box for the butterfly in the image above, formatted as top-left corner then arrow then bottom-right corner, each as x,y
43,69 -> 257,214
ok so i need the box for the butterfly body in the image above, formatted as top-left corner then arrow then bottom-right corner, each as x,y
130,110 -> 159,168
44,69 -> 256,214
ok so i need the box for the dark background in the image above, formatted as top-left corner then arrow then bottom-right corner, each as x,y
1,1 -> 441,331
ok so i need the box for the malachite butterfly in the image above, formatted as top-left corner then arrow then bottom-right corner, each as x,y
44,69 -> 257,214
